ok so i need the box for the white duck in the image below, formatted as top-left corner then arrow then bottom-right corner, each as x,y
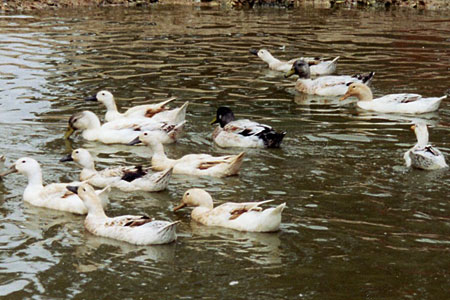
285,59 -> 375,96
173,188 -> 285,232
60,148 -> 173,192
340,82 -> 446,114
403,123 -> 448,170
129,131 -> 245,177
67,183 -> 178,245
250,48 -> 339,76
0,157 -> 109,214
64,110 -> 185,145
211,107 -> 286,148
85,90 -> 188,123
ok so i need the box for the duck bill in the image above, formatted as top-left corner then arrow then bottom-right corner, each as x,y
128,136 -> 142,146
339,92 -> 351,101
0,165 -> 17,177
85,95 -> 97,101
410,125 -> 416,131
210,117 -> 218,125
64,127 -> 75,139
284,68 -> 295,78
249,48 -> 258,56
173,202 -> 187,212
66,185 -> 79,194
59,154 -> 73,162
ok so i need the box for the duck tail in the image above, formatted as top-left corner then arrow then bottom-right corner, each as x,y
226,152 -> 245,175
173,101 -> 189,123
261,131 -> 286,148
168,120 -> 186,141
330,56 -> 340,64
157,220 -> 181,234
97,185 -> 111,207
272,202 -> 286,214
157,97 -> 177,109
361,72 -> 375,84
151,167 -> 173,191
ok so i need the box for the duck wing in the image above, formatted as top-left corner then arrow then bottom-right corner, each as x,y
377,94 -> 422,104
106,215 -> 154,227
41,183 -> 78,200
215,200 -> 275,220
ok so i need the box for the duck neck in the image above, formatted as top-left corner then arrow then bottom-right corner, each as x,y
86,197 -> 108,219
415,128 -> 429,148
23,169 -> 44,202
356,86 -> 373,101
150,141 -> 170,164
104,101 -> 122,121
80,162 -> 97,181
262,53 -> 279,65
25,169 -> 44,188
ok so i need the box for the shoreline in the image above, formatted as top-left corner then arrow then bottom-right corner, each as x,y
0,0 -> 449,12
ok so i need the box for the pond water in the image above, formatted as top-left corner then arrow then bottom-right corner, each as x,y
0,4 -> 449,299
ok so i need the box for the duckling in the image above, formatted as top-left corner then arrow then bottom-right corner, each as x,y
250,48 -> 339,75
60,148 -> 172,192
129,131 -> 245,177
211,107 -> 286,148
66,183 -> 178,245
340,82 -> 446,114
173,188 -> 285,232
0,157 -> 109,214
85,90 -> 188,123
404,123 -> 447,170
64,110 -> 185,145
285,59 -> 374,96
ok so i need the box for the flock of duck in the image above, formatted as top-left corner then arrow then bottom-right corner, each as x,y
0,48 -> 448,246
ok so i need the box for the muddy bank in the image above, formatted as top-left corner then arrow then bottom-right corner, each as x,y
0,0 -> 449,12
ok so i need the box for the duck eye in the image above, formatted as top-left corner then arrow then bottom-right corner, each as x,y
101,92 -> 105,95
22,160 -> 26,163
186,192 -> 190,196
144,132 -> 148,136
75,151 -> 79,154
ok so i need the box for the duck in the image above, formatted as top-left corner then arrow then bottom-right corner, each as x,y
403,122 -> 448,170
129,131 -> 245,177
0,155 -> 5,172
211,107 -> 286,148
173,188 -> 285,232
66,183 -> 178,245
60,148 -> 173,192
0,157 -> 109,214
340,82 -> 446,114
250,48 -> 339,76
285,59 -> 375,96
64,110 -> 185,145
85,90 -> 189,123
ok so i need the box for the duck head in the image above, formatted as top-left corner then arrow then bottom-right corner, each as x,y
0,157 -> 41,177
210,107 -> 235,128
66,183 -> 103,213
64,111 -> 101,139
340,82 -> 373,101
284,60 -> 311,79
129,131 -> 159,147
60,148 -> 95,169
173,188 -> 214,212
85,90 -> 116,109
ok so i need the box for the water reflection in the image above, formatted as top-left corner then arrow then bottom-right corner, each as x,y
186,221 -> 283,266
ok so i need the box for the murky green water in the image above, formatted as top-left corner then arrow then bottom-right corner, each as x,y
0,5 -> 449,299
